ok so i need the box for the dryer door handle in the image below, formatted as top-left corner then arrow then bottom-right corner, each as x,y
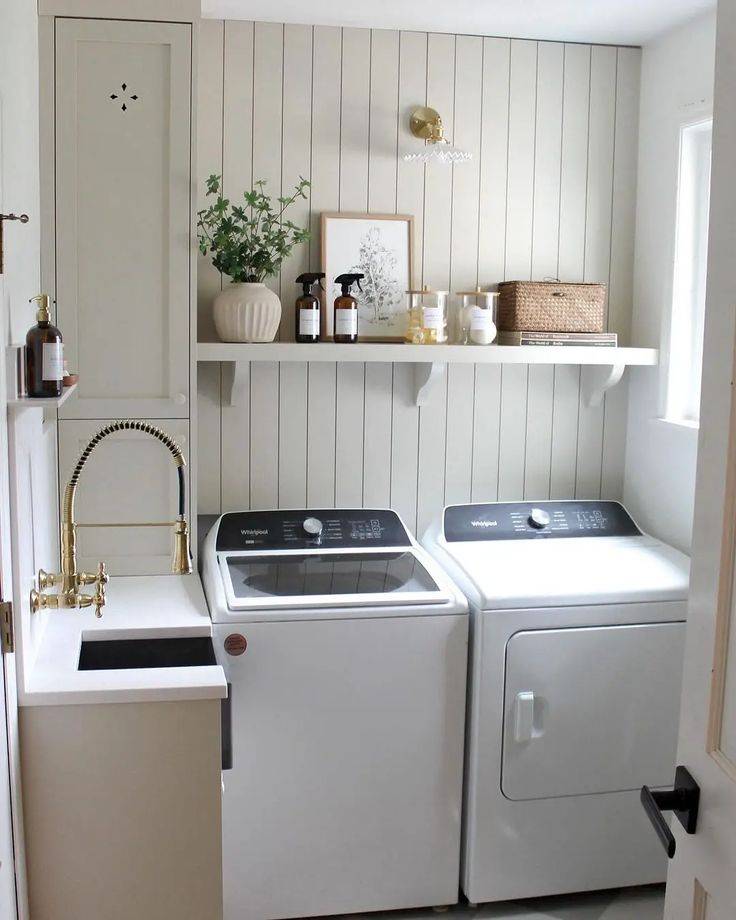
514,690 -> 535,743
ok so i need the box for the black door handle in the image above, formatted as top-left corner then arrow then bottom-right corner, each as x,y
641,765 -> 700,858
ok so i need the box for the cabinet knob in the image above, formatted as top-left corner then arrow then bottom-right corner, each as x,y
174,393 -> 187,405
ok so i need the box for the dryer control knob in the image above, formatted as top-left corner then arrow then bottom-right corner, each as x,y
303,517 -> 324,538
528,507 -> 551,529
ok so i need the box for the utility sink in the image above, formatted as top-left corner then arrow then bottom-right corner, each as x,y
78,636 -> 217,671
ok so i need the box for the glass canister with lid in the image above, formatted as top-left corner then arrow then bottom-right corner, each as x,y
405,286 -> 449,344
457,287 -> 498,345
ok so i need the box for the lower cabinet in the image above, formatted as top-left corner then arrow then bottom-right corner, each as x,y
58,418 -> 190,575
20,699 -> 223,920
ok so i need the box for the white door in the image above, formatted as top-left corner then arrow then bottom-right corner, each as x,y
661,3 -> 736,916
0,342 -> 18,919
0,111 -> 20,920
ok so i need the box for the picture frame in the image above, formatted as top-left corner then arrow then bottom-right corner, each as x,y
321,212 -> 414,341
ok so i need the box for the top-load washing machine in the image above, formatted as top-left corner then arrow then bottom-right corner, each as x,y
422,500 -> 690,905
202,508 -> 469,920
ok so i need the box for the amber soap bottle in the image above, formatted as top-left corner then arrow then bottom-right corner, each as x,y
26,294 -> 63,398
295,272 -> 325,343
333,273 -> 364,343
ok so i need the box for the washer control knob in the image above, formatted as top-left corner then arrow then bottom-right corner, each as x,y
303,517 -> 324,539
528,507 -> 551,529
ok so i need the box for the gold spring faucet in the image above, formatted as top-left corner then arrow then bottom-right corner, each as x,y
31,420 -> 193,618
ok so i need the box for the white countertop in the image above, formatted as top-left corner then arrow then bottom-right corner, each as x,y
22,575 -> 227,707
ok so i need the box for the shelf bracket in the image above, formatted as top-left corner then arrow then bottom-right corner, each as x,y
584,363 -> 626,408
221,361 -> 249,408
413,362 -> 447,407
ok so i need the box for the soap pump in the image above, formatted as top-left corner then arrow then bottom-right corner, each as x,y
295,272 -> 325,343
26,294 -> 64,398
333,273 -> 364,343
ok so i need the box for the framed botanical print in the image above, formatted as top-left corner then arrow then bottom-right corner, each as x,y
321,212 -> 414,341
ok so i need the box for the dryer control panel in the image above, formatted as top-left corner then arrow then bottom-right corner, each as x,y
443,501 -> 640,542
216,509 -> 411,551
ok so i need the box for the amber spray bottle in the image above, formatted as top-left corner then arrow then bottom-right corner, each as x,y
295,272 -> 325,343
26,294 -> 63,398
333,273 -> 364,343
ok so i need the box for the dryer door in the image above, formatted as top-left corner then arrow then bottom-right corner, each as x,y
502,621 -> 685,800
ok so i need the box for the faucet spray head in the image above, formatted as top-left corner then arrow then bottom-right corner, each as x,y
172,516 -> 193,575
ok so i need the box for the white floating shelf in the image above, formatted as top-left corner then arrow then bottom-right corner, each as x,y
8,382 -> 79,415
197,341 -> 657,366
197,342 -> 658,408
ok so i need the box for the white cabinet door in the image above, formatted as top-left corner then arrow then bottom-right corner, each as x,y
55,19 -> 191,420
58,419 -> 189,575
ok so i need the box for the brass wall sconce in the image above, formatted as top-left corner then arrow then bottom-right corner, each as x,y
403,106 -> 472,164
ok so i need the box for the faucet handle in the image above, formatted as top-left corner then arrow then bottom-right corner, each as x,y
93,562 -> 107,618
96,561 -> 109,586
93,583 -> 106,618
38,569 -> 57,590
78,561 -> 109,588
30,588 -> 59,613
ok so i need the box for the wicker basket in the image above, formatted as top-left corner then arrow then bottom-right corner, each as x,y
498,281 -> 606,333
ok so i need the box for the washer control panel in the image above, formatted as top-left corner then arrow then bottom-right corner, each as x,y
443,501 -> 640,542
216,509 -> 411,551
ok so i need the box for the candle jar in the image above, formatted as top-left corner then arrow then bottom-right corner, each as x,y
457,288 -> 498,345
405,291 -> 425,344
405,287 -> 449,344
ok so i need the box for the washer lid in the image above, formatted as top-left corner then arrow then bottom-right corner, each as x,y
219,547 -> 451,611
432,502 -> 690,608
442,536 -> 690,608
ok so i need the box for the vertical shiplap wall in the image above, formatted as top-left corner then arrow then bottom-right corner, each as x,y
197,21 -> 641,534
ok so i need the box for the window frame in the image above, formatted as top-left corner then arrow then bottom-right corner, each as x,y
660,111 -> 713,429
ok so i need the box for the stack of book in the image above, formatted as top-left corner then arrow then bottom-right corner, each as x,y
498,331 -> 618,347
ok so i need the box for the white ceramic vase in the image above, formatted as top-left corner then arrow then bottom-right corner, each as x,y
213,282 -> 282,343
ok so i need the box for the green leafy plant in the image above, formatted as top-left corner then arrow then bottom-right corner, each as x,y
197,174 -> 311,283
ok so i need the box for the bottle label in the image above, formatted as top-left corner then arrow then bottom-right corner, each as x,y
470,307 -> 493,331
299,310 -> 320,337
422,306 -> 443,331
335,311 -> 358,337
42,342 -> 64,381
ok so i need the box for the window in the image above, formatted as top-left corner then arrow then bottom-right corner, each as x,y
665,118 -> 712,425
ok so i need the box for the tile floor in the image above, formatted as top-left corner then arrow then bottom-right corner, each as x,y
463,886 -> 664,919
335,887 -> 665,920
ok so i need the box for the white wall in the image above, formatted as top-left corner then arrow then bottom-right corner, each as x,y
202,0 -> 717,46
0,1 -> 58,913
198,21 -> 642,534
0,0 -> 59,677
623,11 -> 716,553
